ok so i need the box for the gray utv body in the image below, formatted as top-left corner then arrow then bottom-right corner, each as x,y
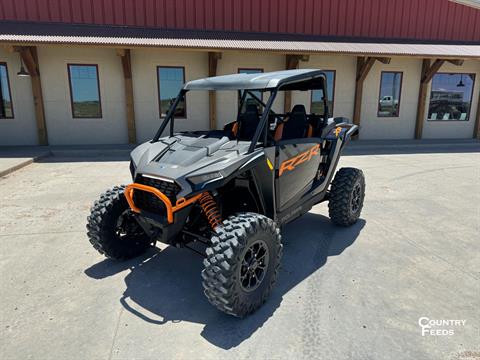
127,69 -> 358,245
87,68 -> 364,318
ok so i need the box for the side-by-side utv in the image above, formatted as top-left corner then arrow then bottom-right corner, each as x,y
86,69 -> 365,317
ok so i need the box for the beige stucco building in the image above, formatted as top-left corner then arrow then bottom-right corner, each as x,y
1,45 -> 479,146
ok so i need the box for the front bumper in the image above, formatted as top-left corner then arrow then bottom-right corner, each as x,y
124,183 -> 202,224
124,183 -> 203,243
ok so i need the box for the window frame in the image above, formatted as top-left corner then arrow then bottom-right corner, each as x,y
0,62 -> 14,119
157,65 -> 186,119
310,69 -> 336,116
377,71 -> 403,118
427,72 -> 476,122
67,63 -> 103,119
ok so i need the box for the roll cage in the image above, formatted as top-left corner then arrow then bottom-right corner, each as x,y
153,69 -> 330,153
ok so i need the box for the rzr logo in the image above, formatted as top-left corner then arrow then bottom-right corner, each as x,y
279,144 -> 320,176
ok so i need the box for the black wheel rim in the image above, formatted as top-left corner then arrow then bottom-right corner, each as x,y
239,240 -> 269,292
351,182 -> 362,213
115,210 -> 144,240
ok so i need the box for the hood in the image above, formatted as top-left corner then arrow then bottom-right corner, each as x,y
130,134 -> 263,197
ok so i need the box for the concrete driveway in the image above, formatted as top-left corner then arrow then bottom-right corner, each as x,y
1,149 -> 479,359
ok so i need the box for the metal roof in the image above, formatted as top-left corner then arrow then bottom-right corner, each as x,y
1,0 -> 479,43
184,69 -> 325,90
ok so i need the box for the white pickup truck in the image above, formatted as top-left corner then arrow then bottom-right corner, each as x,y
379,95 -> 399,108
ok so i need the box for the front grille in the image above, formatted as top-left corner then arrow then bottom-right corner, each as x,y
133,175 -> 181,215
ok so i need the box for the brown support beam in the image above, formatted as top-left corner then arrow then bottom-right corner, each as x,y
2,45 -> 15,53
284,55 -> 299,113
208,52 -> 222,129
414,59 -> 431,139
414,58 -> 455,139
474,91 -> 480,139
422,59 -> 445,83
446,59 -> 464,66
352,57 -> 377,133
284,54 -> 309,112
118,49 -> 136,143
357,57 -> 377,83
376,57 -> 392,64
18,46 -> 48,145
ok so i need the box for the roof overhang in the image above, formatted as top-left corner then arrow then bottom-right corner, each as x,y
2,34 -> 479,59
449,0 -> 480,9
1,21 -> 479,59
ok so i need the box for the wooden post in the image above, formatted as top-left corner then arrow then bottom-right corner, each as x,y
414,58 -> 447,139
18,46 -> 48,145
208,52 -> 222,130
474,90 -> 480,139
415,59 -> 431,140
352,57 -> 377,130
118,49 -> 136,143
284,55 -> 309,113
284,55 -> 298,113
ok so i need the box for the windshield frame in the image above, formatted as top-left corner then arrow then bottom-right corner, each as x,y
153,73 -> 329,153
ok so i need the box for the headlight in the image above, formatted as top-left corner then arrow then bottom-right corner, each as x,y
187,171 -> 223,185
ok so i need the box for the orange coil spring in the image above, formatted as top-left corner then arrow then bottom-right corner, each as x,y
199,192 -> 222,229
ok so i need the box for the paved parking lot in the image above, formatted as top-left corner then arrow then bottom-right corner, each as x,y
1,148 -> 479,359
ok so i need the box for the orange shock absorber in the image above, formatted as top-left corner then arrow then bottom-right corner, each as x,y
198,192 -> 222,229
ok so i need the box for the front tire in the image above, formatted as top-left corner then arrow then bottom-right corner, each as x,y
202,213 -> 282,317
86,185 -> 153,260
328,167 -> 365,226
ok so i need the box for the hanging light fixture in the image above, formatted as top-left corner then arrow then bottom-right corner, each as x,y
456,74 -> 465,87
17,58 -> 30,77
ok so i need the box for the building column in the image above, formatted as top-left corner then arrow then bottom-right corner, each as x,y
352,56 -> 390,137
474,90 -> 480,139
117,49 -> 136,144
17,46 -> 48,145
208,52 -> 222,130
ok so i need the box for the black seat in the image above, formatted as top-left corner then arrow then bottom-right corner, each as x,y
281,104 -> 308,140
238,104 -> 260,140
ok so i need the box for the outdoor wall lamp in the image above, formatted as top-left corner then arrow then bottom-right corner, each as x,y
17,58 -> 30,77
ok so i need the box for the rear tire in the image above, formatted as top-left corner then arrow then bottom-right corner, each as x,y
202,213 -> 282,317
86,185 -> 153,260
328,167 -> 365,226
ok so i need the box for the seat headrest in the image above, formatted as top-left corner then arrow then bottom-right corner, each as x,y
246,104 -> 259,113
291,104 -> 306,114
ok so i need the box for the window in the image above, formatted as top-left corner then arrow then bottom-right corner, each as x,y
68,64 -> 102,118
157,66 -> 186,118
311,70 -> 335,116
378,71 -> 402,117
428,73 -> 475,121
0,63 -> 13,118
238,68 -> 263,111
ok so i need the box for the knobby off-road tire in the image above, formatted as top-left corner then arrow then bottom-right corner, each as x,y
328,167 -> 365,227
202,213 -> 282,317
86,185 -> 153,260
